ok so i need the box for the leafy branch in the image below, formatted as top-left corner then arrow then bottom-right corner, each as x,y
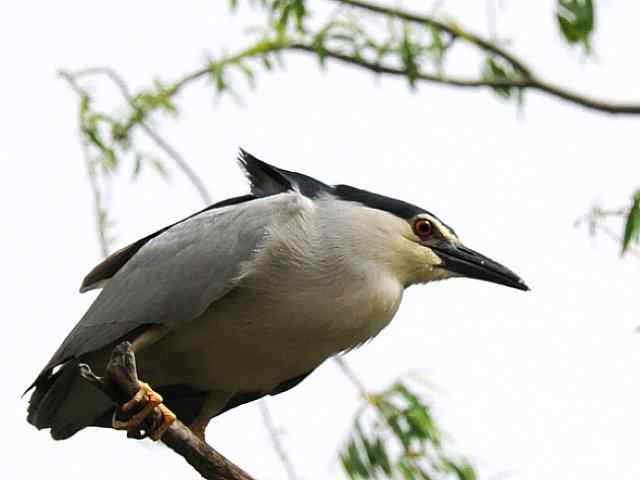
334,358 -> 475,480
340,376 -> 475,480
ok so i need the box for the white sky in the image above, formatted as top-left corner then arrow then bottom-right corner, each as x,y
2,1 -> 640,479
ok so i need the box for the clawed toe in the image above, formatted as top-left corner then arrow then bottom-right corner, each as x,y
112,381 -> 176,440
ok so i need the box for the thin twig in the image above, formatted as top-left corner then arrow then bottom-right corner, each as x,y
81,142 -> 110,258
59,71 -> 111,257
575,207 -> 640,258
73,67 -> 212,205
258,400 -> 299,480
334,356 -> 369,399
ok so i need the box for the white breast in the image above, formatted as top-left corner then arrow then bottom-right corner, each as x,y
138,194 -> 406,394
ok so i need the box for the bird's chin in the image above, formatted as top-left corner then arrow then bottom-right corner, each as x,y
407,265 -> 455,286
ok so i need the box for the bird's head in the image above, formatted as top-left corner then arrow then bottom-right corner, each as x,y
238,149 -> 529,292
329,185 -> 529,291
393,209 -> 529,290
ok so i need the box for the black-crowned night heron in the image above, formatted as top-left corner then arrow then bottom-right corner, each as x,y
26,150 -> 528,441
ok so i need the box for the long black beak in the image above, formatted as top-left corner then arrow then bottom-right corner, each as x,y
432,244 -> 529,291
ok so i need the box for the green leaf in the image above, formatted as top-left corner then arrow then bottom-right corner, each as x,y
347,438 -> 370,478
454,461 -> 477,480
372,437 -> 392,475
481,57 -> 515,99
622,190 -> 640,254
210,64 -> 228,93
340,377 -> 476,480
275,3 -> 291,35
397,458 -> 419,480
556,0 -> 594,53
237,61 -> 256,89
292,0 -> 306,33
261,54 -> 273,71
426,26 -> 448,72
400,27 -> 419,89
354,421 -> 376,473
148,155 -> 168,179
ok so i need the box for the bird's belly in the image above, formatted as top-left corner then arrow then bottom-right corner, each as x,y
138,279 -> 403,394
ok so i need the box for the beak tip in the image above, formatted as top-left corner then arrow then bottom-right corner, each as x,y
433,244 -> 529,292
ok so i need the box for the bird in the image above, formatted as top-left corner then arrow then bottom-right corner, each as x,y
26,149 -> 528,442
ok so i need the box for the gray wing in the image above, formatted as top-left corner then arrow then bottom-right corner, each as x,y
38,194 -> 285,378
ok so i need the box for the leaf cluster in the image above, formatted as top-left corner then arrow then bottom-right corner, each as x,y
340,380 -> 476,480
556,0 -> 595,53
75,79 -> 170,181
481,56 -> 522,101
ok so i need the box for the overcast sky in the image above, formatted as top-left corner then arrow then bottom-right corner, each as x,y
2,1 -> 640,479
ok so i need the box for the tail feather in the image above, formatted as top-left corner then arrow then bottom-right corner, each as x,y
27,361 -> 113,440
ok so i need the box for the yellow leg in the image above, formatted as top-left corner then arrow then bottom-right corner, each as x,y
185,392 -> 233,442
150,404 -> 177,441
188,418 -> 208,442
112,381 -> 176,440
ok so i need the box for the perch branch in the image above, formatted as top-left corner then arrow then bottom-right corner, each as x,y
79,341 -> 256,480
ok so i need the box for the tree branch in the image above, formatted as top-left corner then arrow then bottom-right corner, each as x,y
326,0 -> 640,114
257,400 -> 299,480
333,356 -> 369,399
79,342 -> 256,480
119,35 -> 640,120
330,0 -> 533,77
291,44 -> 640,114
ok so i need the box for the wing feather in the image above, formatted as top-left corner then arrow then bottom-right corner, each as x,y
79,194 -> 255,292
36,194 -> 291,379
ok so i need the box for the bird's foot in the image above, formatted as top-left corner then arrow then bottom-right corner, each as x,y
112,381 -> 176,440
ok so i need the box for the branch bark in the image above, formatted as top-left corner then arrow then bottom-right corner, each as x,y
290,44 -> 640,114
331,0 -> 533,77
79,342 -> 256,480
327,0 -> 640,114
122,35 -> 640,118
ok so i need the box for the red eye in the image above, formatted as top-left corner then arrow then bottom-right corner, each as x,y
414,218 -> 433,238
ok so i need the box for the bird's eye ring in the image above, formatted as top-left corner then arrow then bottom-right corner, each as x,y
413,218 -> 434,239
